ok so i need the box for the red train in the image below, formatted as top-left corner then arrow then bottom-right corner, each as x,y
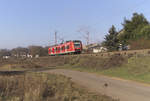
48,40 -> 82,55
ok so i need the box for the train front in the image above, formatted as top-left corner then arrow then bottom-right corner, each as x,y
73,40 -> 82,54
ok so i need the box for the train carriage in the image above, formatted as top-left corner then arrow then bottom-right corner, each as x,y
48,40 -> 82,55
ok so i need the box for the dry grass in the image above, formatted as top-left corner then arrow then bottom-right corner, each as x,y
64,55 -> 127,71
30,55 -> 127,71
100,56 -> 150,84
0,58 -> 41,71
0,73 -> 117,101
0,55 -> 127,76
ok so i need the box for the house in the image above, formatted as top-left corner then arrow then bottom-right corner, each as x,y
3,56 -> 10,59
84,43 -> 107,53
27,54 -> 33,58
93,47 -> 107,53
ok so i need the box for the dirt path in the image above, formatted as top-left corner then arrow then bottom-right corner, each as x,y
44,69 -> 150,101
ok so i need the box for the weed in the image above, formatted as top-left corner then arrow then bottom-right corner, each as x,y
0,73 -> 117,101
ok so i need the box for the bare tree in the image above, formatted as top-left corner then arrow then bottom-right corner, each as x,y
11,47 -> 29,57
28,46 -> 47,57
77,26 -> 91,45
0,49 -> 11,58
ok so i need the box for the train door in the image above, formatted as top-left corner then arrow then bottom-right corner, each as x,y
66,44 -> 69,52
61,45 -> 65,54
57,47 -> 60,54
52,48 -> 55,54
48,48 -> 51,55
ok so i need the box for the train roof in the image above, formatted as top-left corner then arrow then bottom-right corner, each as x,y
65,40 -> 81,43
49,40 -> 82,48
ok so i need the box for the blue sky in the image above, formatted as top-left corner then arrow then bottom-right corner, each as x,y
0,0 -> 150,49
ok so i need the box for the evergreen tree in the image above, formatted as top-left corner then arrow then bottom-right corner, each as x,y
139,25 -> 150,39
104,25 -> 119,51
120,13 -> 149,43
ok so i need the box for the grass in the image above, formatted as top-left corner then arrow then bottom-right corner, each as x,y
0,64 -> 26,71
100,56 -> 150,84
61,56 -> 150,84
0,58 -> 42,71
0,72 -> 117,101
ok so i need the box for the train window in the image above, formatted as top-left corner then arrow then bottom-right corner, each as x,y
74,42 -> 81,48
58,47 -> 60,51
67,45 -> 69,49
57,47 -> 59,51
61,46 -> 65,50
54,48 -> 56,52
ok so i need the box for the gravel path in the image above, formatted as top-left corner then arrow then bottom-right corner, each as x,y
44,69 -> 150,101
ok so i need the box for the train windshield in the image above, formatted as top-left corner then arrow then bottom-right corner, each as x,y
74,42 -> 81,48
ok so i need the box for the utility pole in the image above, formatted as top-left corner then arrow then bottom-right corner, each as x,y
54,31 -> 57,45
49,32 -> 51,46
86,31 -> 90,45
